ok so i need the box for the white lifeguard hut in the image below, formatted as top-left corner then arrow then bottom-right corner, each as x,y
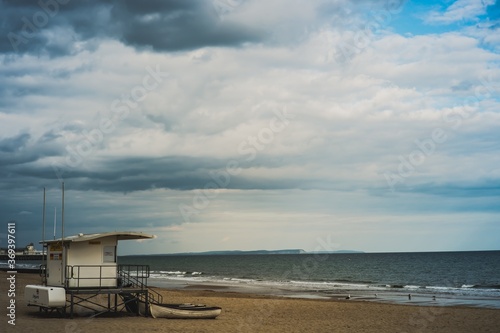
43,231 -> 155,288
25,185 -> 163,317
26,231 -> 160,317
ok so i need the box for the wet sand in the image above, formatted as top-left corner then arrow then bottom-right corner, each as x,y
2,272 -> 500,333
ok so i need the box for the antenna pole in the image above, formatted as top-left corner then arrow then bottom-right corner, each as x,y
42,187 -> 46,246
42,188 -> 46,282
61,181 -> 65,287
61,181 -> 64,243
53,207 -> 56,240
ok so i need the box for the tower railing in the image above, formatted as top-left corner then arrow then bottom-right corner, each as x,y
118,265 -> 163,305
65,264 -> 118,290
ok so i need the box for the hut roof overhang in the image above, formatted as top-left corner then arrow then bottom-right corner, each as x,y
41,231 -> 156,244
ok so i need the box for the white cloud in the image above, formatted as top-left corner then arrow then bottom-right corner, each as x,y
424,0 -> 495,25
1,0 -> 499,253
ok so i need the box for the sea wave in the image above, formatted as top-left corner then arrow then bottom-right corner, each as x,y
150,270 -> 203,279
147,272 -> 500,299
470,284 -> 500,290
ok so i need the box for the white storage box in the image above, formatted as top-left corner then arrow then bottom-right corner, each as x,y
25,285 -> 66,307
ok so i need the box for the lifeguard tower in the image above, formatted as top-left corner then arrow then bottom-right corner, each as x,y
25,186 -> 222,320
25,231 -> 163,318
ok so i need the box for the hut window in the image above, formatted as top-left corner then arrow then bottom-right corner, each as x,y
103,246 -> 116,263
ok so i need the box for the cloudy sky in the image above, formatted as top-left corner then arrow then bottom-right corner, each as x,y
1,0 -> 499,255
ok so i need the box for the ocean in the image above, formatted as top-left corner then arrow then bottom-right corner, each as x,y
118,251 -> 500,308
3,251 -> 499,308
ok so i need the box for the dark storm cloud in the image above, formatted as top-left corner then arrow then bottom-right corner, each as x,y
0,0 -> 263,57
0,127 -> 305,194
0,131 -> 62,172
0,0 -> 112,56
111,0 -> 263,51
0,132 -> 31,152
2,128 -> 499,198
0,133 -> 45,167
58,155 -> 226,192
1,136 -> 308,193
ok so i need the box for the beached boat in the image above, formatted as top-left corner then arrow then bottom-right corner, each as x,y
148,303 -> 222,319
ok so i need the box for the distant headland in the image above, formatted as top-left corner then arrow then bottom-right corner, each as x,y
124,249 -> 365,256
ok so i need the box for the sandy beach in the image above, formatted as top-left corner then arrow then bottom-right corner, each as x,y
2,272 -> 500,333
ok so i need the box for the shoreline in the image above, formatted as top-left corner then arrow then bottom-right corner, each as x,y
4,268 -> 500,309
148,277 -> 500,310
3,272 -> 500,332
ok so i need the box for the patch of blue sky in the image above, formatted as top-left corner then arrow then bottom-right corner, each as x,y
389,1 -> 461,34
383,1 -> 500,59
485,2 -> 500,20
387,0 -> 498,36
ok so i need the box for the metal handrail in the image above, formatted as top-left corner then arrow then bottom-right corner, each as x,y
65,264 -> 120,290
63,264 -> 163,305
118,265 -> 163,305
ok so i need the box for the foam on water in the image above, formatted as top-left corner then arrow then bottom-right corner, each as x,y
121,251 -> 500,308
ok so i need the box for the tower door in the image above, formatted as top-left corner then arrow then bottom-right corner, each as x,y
46,243 -> 65,287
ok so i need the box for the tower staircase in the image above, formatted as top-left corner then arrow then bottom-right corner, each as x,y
117,265 -> 163,315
